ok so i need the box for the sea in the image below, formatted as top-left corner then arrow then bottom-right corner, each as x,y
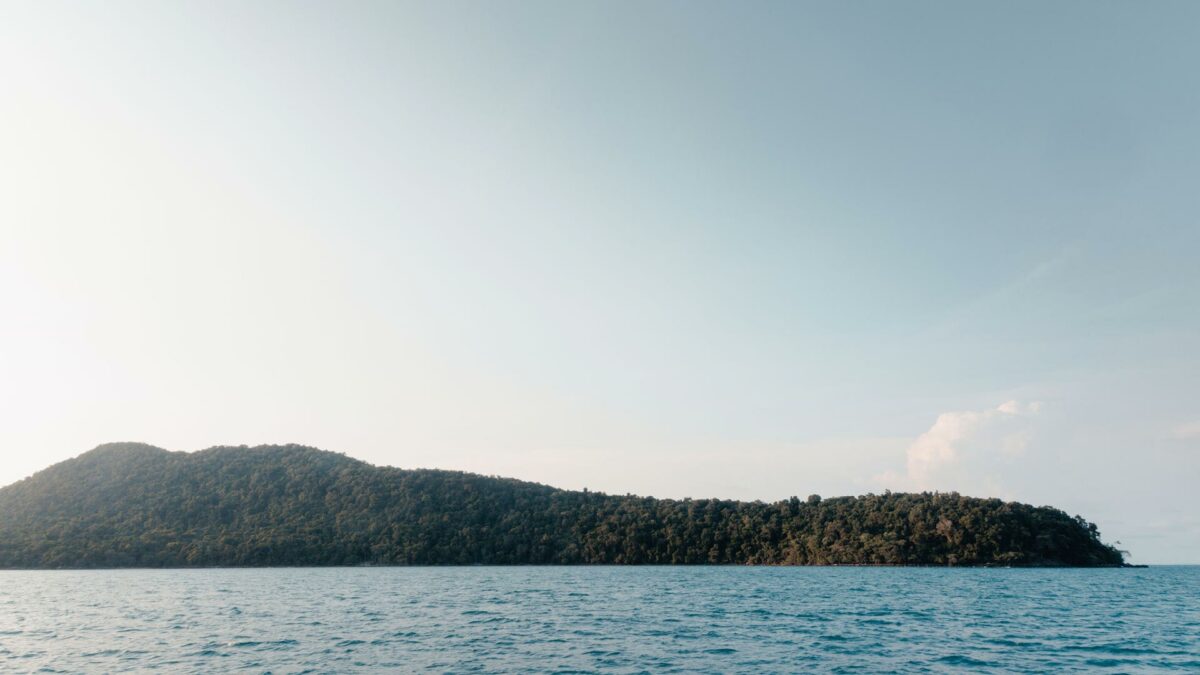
1,566 -> 1197,673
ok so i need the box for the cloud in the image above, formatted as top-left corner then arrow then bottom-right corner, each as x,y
886,400 -> 1042,493
1171,420 -> 1200,440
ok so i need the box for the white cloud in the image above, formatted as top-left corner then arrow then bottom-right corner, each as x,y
885,400 -> 1042,493
1171,420 -> 1200,440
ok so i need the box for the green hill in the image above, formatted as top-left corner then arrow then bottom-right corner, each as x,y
0,442 -> 1124,568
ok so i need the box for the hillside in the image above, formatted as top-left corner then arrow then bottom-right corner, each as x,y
0,443 -> 1125,568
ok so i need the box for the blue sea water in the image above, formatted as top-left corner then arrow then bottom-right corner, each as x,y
0,566 -> 1197,673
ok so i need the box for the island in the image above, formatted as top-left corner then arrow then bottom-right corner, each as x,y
0,443 -> 1125,568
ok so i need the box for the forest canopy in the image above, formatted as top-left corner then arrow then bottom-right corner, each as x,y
0,443 -> 1125,568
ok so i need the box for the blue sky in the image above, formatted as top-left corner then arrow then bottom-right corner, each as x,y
1,1 -> 1197,562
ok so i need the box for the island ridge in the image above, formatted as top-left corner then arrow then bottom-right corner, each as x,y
0,443 -> 1125,568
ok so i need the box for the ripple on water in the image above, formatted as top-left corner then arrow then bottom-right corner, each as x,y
0,567 -> 1197,673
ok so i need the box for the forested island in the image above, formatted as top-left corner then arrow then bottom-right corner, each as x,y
0,443 -> 1125,568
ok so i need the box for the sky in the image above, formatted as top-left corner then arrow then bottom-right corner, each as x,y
1,1 -> 1197,563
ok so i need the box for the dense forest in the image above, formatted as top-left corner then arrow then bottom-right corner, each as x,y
0,443 -> 1125,568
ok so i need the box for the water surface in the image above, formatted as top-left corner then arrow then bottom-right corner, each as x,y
1,566 -> 1197,672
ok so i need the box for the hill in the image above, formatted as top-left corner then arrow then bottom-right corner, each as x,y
0,443 -> 1124,568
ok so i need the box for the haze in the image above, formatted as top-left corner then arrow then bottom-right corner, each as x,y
1,1 -> 1197,563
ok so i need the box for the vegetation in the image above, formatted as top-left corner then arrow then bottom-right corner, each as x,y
0,443 -> 1124,568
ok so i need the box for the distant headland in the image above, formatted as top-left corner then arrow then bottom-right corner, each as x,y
0,443 -> 1126,568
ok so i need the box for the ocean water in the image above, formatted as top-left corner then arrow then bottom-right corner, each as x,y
0,567 -> 1197,673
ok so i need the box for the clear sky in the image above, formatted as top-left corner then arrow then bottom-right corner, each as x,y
1,1 -> 1197,563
